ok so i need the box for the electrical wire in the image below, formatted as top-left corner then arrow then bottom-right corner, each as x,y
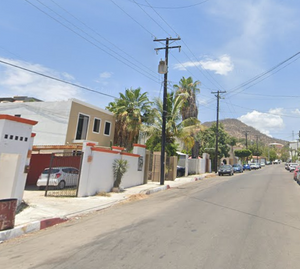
25,0 -> 160,84
142,0 -> 225,90
0,59 -> 118,99
50,0 -> 159,78
126,0 -> 211,10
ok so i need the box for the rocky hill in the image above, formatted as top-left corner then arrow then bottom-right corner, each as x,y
202,118 -> 288,146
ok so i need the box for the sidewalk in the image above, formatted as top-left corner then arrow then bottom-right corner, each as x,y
0,174 -> 212,242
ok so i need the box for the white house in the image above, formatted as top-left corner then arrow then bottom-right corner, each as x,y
0,98 -> 115,147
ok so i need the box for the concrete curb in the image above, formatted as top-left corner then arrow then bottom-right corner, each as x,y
0,174 -> 213,243
0,185 -> 170,243
0,218 -> 67,243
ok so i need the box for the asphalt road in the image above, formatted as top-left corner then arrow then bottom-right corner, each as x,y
1,164 -> 300,269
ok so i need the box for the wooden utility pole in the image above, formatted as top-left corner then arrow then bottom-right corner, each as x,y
154,37 -> 181,185
211,90 -> 226,173
244,130 -> 250,163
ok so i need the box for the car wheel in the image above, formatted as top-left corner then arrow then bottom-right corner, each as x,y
58,180 -> 66,190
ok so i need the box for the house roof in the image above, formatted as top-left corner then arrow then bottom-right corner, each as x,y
0,114 -> 38,125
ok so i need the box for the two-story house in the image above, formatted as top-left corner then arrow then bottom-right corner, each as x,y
0,98 -> 115,147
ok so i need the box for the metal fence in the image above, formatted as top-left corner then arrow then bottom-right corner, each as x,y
43,152 -> 83,197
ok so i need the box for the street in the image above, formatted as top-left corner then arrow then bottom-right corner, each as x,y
1,164 -> 300,269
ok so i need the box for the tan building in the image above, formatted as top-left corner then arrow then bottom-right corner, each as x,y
0,98 -> 115,147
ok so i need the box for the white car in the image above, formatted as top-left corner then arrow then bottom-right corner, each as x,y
250,163 -> 260,170
288,163 -> 298,172
37,167 -> 79,190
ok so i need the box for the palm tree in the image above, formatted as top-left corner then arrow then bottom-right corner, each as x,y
173,76 -> 201,157
106,88 -> 152,150
173,76 -> 200,120
144,91 -> 199,156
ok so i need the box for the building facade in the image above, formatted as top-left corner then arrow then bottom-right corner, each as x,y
0,98 -> 115,147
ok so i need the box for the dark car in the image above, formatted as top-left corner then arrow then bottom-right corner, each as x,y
243,164 -> 251,171
232,164 -> 243,173
218,165 -> 234,176
177,166 -> 185,177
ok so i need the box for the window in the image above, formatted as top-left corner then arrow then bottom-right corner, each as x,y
104,121 -> 111,136
76,114 -> 90,140
93,118 -> 101,133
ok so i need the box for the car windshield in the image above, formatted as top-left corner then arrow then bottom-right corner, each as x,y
222,165 -> 231,169
233,164 -> 239,167
42,168 -> 60,174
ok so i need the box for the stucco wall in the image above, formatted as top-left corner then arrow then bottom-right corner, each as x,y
67,100 -> 115,147
0,101 -> 71,145
78,142 -> 145,197
0,115 -> 36,205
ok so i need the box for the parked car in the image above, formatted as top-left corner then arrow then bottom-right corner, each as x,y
232,164 -> 243,173
296,170 -> 300,184
260,162 -> 265,167
218,165 -> 234,176
177,166 -> 185,177
293,166 -> 300,180
37,167 -> 79,190
243,164 -> 251,171
285,163 -> 290,170
266,161 -> 272,165
250,163 -> 260,170
287,163 -> 298,172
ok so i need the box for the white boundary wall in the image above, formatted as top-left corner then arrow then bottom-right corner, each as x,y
78,143 -> 146,197
0,115 -> 36,205
188,153 -> 211,175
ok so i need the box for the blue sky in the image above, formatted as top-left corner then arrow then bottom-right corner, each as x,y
0,0 -> 300,142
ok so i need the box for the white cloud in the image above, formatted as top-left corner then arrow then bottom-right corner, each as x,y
238,109 -> 285,137
0,58 -> 82,102
292,109 -> 300,116
99,72 -> 113,79
174,55 -> 234,75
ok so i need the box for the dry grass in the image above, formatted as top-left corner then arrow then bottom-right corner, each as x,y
96,191 -> 111,197
119,194 -> 148,205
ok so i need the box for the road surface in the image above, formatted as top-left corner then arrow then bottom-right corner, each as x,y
1,164 -> 300,269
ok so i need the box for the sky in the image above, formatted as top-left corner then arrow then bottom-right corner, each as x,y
0,0 -> 300,142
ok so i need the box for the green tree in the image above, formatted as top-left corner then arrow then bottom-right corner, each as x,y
145,91 -> 199,156
198,123 -> 231,170
173,76 -> 201,157
106,88 -> 152,150
234,149 -> 252,163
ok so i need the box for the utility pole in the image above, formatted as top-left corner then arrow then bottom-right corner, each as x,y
255,135 -> 259,163
211,90 -> 226,173
154,37 -> 181,185
244,130 -> 249,163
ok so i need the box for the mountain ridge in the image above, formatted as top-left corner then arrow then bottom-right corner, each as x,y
202,118 -> 289,146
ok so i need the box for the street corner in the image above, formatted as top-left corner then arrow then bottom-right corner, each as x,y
0,220 -> 40,243
0,217 -> 68,243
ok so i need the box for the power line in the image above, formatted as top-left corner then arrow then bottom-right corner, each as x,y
226,51 -> 300,98
109,0 -> 155,37
131,0 -> 171,36
50,0 -> 159,78
141,0 -> 225,90
0,59 -> 118,99
127,0 -> 211,10
25,0 -> 160,83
